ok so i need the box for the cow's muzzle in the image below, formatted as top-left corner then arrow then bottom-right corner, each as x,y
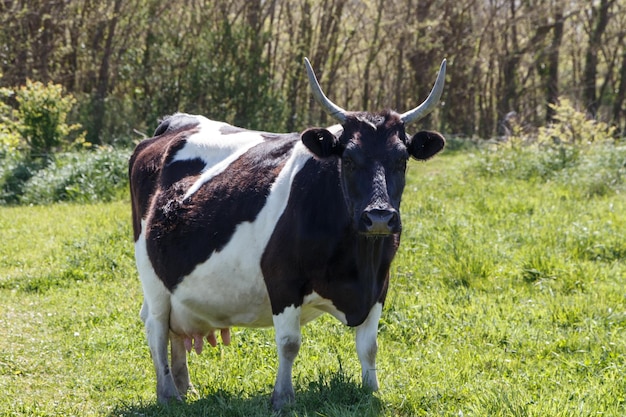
359,208 -> 400,236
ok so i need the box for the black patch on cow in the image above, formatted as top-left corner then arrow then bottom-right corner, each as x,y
129,124 -> 201,241
261,157 -> 397,326
146,134 -> 298,291
158,136 -> 207,189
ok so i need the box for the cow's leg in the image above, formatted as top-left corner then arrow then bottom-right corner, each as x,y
170,331 -> 194,397
140,284 -> 179,402
144,303 -> 180,402
271,305 -> 302,410
355,302 -> 383,391
136,232 -> 179,402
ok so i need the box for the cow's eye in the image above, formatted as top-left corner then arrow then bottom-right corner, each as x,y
395,158 -> 407,171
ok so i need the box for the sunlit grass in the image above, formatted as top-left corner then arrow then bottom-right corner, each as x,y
1,147 -> 625,416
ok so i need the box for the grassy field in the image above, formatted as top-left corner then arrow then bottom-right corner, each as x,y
1,147 -> 625,416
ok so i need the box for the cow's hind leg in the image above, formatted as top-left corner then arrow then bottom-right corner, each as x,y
170,332 -> 195,397
142,299 -> 180,402
271,305 -> 302,410
355,302 -> 382,391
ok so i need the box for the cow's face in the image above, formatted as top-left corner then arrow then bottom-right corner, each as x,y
301,112 -> 445,236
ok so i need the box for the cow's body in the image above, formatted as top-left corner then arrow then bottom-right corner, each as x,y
130,58 -> 446,409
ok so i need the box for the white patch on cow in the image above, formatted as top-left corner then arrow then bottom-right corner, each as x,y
171,115 -> 260,165
167,115 -> 266,200
302,292 -> 347,325
326,123 -> 343,137
271,305 -> 302,408
168,141 -> 314,337
355,302 -> 382,391
135,221 -> 181,400
135,220 -> 171,321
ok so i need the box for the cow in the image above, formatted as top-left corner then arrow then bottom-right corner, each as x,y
129,57 -> 446,410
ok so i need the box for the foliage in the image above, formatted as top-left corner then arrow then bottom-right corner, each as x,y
538,98 -> 616,145
131,12 -> 285,134
0,84 -> 22,156
476,100 -> 625,197
1,80 -> 87,159
20,147 -> 130,204
0,152 -> 43,204
0,147 -> 129,205
2,0 -> 626,140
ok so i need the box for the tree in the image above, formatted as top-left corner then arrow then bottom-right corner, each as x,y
583,0 -> 615,117
1,0 -> 626,141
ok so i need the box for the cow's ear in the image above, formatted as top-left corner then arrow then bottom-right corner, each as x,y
407,131 -> 445,161
301,128 -> 343,158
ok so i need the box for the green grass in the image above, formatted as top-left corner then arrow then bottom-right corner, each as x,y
1,148 -> 625,416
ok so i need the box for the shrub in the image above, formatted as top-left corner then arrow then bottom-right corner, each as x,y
0,153 -> 43,204
0,89 -> 22,157
555,143 -> 626,198
539,98 -> 615,145
19,147 -> 130,204
1,80 -> 86,160
475,99 -> 623,194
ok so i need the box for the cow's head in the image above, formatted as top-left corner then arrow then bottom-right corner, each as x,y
301,58 -> 446,236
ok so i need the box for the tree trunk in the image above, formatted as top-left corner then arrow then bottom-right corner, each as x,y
89,0 -> 122,145
613,44 -> 626,135
497,0 -> 520,121
583,0 -> 614,117
284,0 -> 311,131
361,0 -> 384,110
545,7 -> 564,123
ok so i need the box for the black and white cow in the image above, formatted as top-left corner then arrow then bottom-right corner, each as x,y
129,58 -> 446,409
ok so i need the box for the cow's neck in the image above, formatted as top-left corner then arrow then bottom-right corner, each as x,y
354,235 -> 393,300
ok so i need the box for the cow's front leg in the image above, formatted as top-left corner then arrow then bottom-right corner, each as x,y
271,305 -> 302,410
355,302 -> 383,391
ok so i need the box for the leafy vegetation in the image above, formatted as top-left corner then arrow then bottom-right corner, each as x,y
0,147 -> 129,205
478,99 -> 625,198
19,148 -> 130,204
1,79 -> 86,159
1,135 -> 625,415
2,1 -> 626,141
0,79 -> 113,204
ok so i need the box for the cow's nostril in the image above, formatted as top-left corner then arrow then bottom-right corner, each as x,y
388,211 -> 399,228
361,209 -> 399,235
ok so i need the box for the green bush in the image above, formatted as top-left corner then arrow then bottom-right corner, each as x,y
18,147 -> 130,204
1,79 -> 86,160
0,152 -> 43,204
475,99 -> 624,196
539,98 -> 615,145
0,94 -> 22,157
555,143 -> 626,198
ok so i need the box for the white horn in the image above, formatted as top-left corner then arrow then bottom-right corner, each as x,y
304,57 -> 347,122
400,59 -> 447,125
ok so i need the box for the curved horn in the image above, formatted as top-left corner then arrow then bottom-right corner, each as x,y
304,57 -> 347,122
400,59 -> 447,125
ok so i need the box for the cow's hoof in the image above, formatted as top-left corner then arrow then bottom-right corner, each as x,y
183,384 -> 199,399
157,383 -> 183,404
271,389 -> 295,410
157,393 -> 183,405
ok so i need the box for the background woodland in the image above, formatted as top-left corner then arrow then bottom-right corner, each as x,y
1,0 -> 626,144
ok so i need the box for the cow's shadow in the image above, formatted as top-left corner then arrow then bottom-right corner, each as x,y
110,372 -> 383,417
